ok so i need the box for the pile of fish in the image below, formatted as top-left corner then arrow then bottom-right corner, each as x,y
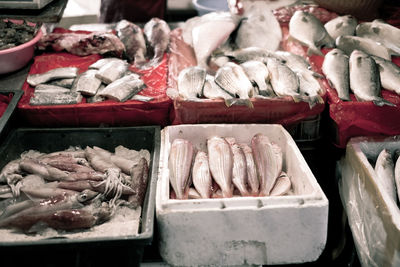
0,20 -> 40,50
0,145 -> 150,233
26,57 -> 148,105
168,134 -> 292,199
374,149 -> 400,205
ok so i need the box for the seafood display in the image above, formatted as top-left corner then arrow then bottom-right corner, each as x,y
0,145 -> 150,233
168,133 -> 292,199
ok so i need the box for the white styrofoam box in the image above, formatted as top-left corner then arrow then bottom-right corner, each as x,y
156,124 -> 328,266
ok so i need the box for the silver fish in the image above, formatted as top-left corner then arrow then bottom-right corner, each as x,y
29,92 -> 83,105
95,59 -> 129,84
27,67 -> 79,87
88,58 -> 121,69
372,56 -> 400,95
251,133 -> 282,196
73,69 -> 102,96
98,74 -> 145,102
34,84 -> 71,94
239,143 -> 259,196
217,47 -> 275,64
192,151 -> 212,199
374,149 -> 396,202
336,35 -> 391,60
322,49 -> 351,101
203,74 -> 232,100
395,153 -> 400,203
169,139 -> 194,200
207,136 -> 233,198
324,15 -> 357,40
297,70 -> 324,109
349,50 -> 395,106
177,66 -> 206,100
48,78 -> 75,88
131,94 -> 154,102
225,137 -> 249,197
289,11 -> 334,56
270,172 -> 291,196
241,60 -> 275,97
116,20 -> 147,65
144,18 -> 171,66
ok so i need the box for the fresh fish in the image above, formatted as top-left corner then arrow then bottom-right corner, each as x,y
324,15 -> 357,40
374,149 -> 396,202
322,49 -> 351,101
34,84 -> 71,94
128,157 -> 149,207
95,59 -> 129,84
144,18 -> 171,66
215,62 -> 254,107
48,78 -> 75,88
251,133 -> 282,196
116,20 -> 147,65
177,66 -> 206,99
372,56 -> 400,95
241,60 -> 275,97
207,136 -> 233,198
192,151 -> 212,199
297,70 -> 324,109
203,74 -> 232,100
270,172 -> 291,196
29,92 -> 83,105
217,47 -> 275,64
395,152 -> 400,203
98,74 -> 145,102
336,35 -> 391,60
88,58 -> 120,69
225,138 -> 249,197
131,94 -> 154,102
72,69 -> 102,96
273,51 -> 317,75
349,50 -> 395,106
266,58 -> 301,102
356,20 -> 400,56
239,143 -> 259,196
289,10 -> 334,56
168,139 -> 194,200
27,67 -> 79,87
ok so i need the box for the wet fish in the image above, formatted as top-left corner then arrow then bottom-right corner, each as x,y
324,15 -> 357,40
27,67 -> 79,87
336,35 -> 391,60
289,10 -> 334,56
168,139 -> 194,200
239,143 -> 259,196
72,69 -> 102,96
217,47 -> 275,64
270,172 -> 291,196
144,18 -> 171,66
34,84 -> 71,94
99,74 -> 145,102
349,50 -> 395,106
203,75 -> 232,100
241,60 -> 275,97
371,56 -> 400,95
95,59 -> 129,84
273,51 -> 317,76
322,49 -> 351,101
29,92 -> 83,105
88,58 -> 121,69
374,149 -> 396,202
116,20 -> 147,65
297,70 -> 324,108
192,151 -> 212,199
225,138 -> 249,197
177,66 -> 206,99
48,78 -> 75,89
207,136 -> 233,198
251,133 -> 282,196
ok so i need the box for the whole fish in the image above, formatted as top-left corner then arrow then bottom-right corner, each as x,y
225,138 -> 249,197
217,47 -> 275,64
289,11 -> 334,56
349,50 -> 395,106
239,143 -> 259,196
177,66 -> 206,100
395,153 -> 400,203
324,15 -> 357,40
241,60 -> 275,97
207,136 -> 233,198
34,84 -> 71,94
99,74 -> 145,102
203,74 -> 232,100
273,51 -> 313,74
296,70 -> 324,108
336,35 -> 391,60
27,67 -> 79,87
192,151 -> 212,199
270,172 -> 291,196
372,56 -> 400,95
29,92 -> 83,105
48,78 -> 75,88
374,149 -> 396,203
215,62 -> 254,107
72,69 -> 102,96
144,18 -> 171,67
95,59 -> 129,84
322,49 -> 351,101
116,20 -> 147,65
168,139 -> 194,200
251,133 -> 282,196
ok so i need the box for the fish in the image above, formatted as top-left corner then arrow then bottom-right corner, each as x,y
131,94 -> 154,102
395,152 -> 400,203
296,70 -> 324,108
215,62 -> 254,107
225,138 -> 249,197
95,59 -> 129,84
336,35 -> 392,60
29,92 -> 83,105
273,51 -> 318,76
374,149 -> 396,202
188,187 -> 201,199
168,139 -> 194,200
241,60 -> 275,97
270,172 -> 291,196
356,20 -> 400,56
203,74 -> 232,100
289,10 -> 335,56
27,67 -> 79,87
216,47 -> 275,64
116,20 -> 147,65
144,18 -> 171,67
322,49 -> 351,101
128,157 -> 149,207
266,58 -> 301,102
48,78 -> 75,88
324,15 -> 357,40
88,58 -> 121,69
371,56 -> 400,95
177,66 -> 206,100
98,74 -> 146,102
192,151 -> 212,199
251,133 -> 282,196
349,50 -> 395,106
207,136 -> 233,198
72,69 -> 102,96
34,84 -> 71,94
239,143 -> 259,196
87,84 -> 106,103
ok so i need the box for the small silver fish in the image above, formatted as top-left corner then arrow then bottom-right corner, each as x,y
336,35 -> 391,60
217,47 -> 275,64
239,143 -> 259,196
374,149 -> 396,203
322,49 -> 350,101
225,137 -> 249,197
98,74 -> 145,102
34,84 -> 71,94
48,78 -> 75,88
241,60 -> 275,97
95,59 -> 129,84
372,56 -> 400,95
116,20 -> 147,65
144,18 -> 170,67
27,67 -> 79,87
73,69 -> 102,96
177,66 -> 206,100
192,151 -> 212,199
203,74 -> 232,100
324,15 -> 357,40
270,172 -> 291,196
88,58 -> 121,69
29,92 -> 83,105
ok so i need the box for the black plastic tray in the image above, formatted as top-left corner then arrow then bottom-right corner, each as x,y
0,126 -> 160,267
0,90 -> 23,143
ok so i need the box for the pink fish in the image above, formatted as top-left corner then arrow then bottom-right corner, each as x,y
270,172 -> 292,196
239,143 -> 259,196
225,138 -> 249,197
192,151 -> 212,198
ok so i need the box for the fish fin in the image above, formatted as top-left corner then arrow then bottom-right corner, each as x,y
372,98 -> 396,107
335,22 -> 343,29
307,46 -> 323,56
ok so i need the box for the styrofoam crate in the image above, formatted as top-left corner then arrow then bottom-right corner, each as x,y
156,124 -> 328,266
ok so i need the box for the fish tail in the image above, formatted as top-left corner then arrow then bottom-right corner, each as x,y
373,98 -> 396,107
